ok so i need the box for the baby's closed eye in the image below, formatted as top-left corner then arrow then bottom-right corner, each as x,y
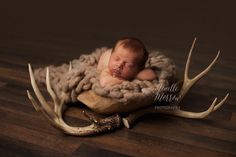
125,62 -> 135,68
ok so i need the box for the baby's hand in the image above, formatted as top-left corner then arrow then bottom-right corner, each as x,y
100,68 -> 124,87
136,68 -> 156,81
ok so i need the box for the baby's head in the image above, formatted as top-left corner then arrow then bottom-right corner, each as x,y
108,37 -> 148,80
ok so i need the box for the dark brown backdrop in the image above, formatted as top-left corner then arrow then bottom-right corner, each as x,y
0,1 -> 235,157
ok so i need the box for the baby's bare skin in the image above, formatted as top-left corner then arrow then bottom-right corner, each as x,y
97,46 -> 156,87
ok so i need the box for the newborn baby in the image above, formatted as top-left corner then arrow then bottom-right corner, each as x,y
97,37 -> 156,87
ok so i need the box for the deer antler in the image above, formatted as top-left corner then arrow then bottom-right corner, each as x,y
27,64 -> 121,136
122,38 -> 229,128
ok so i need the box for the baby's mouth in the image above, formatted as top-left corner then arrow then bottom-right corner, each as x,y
112,69 -> 121,77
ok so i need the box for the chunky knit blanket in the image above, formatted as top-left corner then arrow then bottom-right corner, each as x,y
34,47 -> 176,104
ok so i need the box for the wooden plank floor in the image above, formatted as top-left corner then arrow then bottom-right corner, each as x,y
0,38 -> 235,157
0,1 -> 235,157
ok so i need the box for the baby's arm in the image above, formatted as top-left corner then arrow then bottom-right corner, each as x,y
136,68 -> 156,81
100,68 -> 123,87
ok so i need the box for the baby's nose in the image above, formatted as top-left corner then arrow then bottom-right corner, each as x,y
117,62 -> 124,68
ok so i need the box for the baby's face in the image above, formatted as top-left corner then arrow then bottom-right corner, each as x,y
108,45 -> 143,80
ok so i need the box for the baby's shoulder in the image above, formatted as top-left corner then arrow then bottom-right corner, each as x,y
97,48 -> 112,71
102,48 -> 112,59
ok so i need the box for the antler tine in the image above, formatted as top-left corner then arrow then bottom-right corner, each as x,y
173,93 -> 229,118
27,90 -> 41,111
27,90 -> 58,125
46,67 -> 60,113
191,50 -> 220,84
180,38 -> 220,99
28,64 -> 56,118
184,37 -> 197,81
68,61 -> 72,72
174,98 -> 217,118
213,93 -> 229,111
